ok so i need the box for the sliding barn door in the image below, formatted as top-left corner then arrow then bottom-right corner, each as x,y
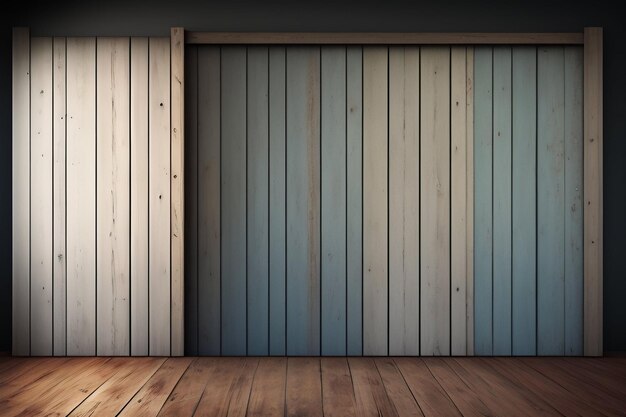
185,45 -> 474,356
12,31 -> 183,356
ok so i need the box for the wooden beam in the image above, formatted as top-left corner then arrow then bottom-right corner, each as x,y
170,27 -> 185,356
186,32 -> 584,45
583,27 -> 603,357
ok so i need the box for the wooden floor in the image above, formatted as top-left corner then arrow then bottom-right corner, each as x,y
0,356 -> 625,416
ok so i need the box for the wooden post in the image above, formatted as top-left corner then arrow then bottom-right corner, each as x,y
583,27 -> 603,357
171,27 -> 185,356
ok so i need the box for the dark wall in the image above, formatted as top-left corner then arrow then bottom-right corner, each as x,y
2,0 -> 624,353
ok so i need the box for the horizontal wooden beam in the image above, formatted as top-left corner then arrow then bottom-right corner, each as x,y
186,32 -> 584,45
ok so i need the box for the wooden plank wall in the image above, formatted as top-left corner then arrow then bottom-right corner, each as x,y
186,45 -> 475,356
12,30 -> 179,356
473,46 -> 584,356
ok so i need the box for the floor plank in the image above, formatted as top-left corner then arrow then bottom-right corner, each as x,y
554,357 -> 626,398
321,358 -> 357,417
119,357 -> 194,417
394,358 -> 460,417
70,357 -> 166,416
375,358 -> 423,417
247,357 -> 287,417
0,357 -> 71,400
286,357 -> 323,417
349,357 -> 398,417
193,357 -> 259,417
158,357 -> 215,416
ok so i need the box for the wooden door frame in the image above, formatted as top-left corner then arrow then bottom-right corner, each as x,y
175,27 -> 603,356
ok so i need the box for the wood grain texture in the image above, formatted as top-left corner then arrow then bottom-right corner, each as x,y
52,36 -> 67,357
465,47 -> 474,356
388,47 -> 419,356
363,46 -> 388,356
247,46 -> 270,356
30,36 -> 53,356
286,358 -> 323,417
420,46 -> 450,356
537,47 -> 565,356
247,358 -> 287,417
269,47 -> 287,356
184,45 -> 198,356
512,46 -> 537,356
473,47 -> 493,356
149,37 -> 171,356
492,46 -> 512,356
286,47 -> 321,356
158,358 -> 213,416
12,27 -> 30,356
346,46 -> 363,356
170,27 -> 185,357
96,37 -> 130,356
221,46 -> 247,356
187,32 -> 584,45
197,46 -> 221,355
321,46 -> 347,356
349,358 -> 398,417
375,358 -> 423,416
321,358 -> 357,417
130,37 -> 150,356
450,46 -> 467,356
583,27 -> 603,357
66,37 -> 96,356
564,46 -> 584,356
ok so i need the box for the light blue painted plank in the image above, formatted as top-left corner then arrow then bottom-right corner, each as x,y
198,46 -> 221,355
321,46 -> 347,356
537,47 -> 565,356
512,46 -> 537,356
269,47 -> 287,356
346,46 -> 363,356
286,47 -> 321,355
564,46 -> 584,356
184,45 -> 198,356
473,47 -> 493,356
247,47 -> 270,355
492,47 -> 512,356
221,46 -> 247,355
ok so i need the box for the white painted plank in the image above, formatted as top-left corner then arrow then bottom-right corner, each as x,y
66,37 -> 96,355
149,37 -> 171,356
450,46 -> 467,356
420,46 -> 451,356
388,46 -> 419,356
465,47 -> 474,356
363,46 -> 388,356
12,27 -> 30,356
53,36 -> 67,356
96,37 -> 130,356
30,37 -> 54,356
130,37 -> 150,356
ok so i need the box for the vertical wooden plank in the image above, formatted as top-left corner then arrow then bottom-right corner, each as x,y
247,46 -> 270,355
53,37 -> 67,356
492,46 -> 512,356
269,47 -> 286,356
197,46 -> 221,355
221,46 -> 247,356
420,46 -> 450,356
451,46 -> 467,356
12,27 -> 30,356
388,46 -> 419,356
583,27 -> 603,357
362,46 -> 388,356
149,37 -> 171,356
184,45 -> 198,356
130,37 -> 149,356
473,47 -> 493,356
170,27 -> 185,357
30,37 -> 53,356
512,46 -> 537,356
66,37 -> 96,355
346,47 -> 363,356
465,47 -> 474,356
96,37 -> 130,356
321,46 -> 346,356
537,46 -> 565,355
564,46 -> 584,355
286,46 -> 321,356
